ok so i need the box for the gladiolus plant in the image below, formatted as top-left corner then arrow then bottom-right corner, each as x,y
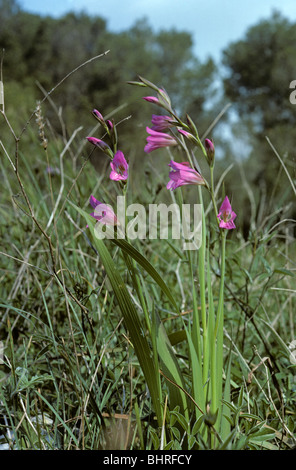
73,74 -> 239,449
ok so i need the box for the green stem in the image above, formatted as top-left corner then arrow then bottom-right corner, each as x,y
211,230 -> 226,426
197,187 -> 208,387
214,230 -> 226,339
209,166 -> 220,230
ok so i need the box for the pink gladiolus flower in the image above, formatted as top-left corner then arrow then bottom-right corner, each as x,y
109,150 -> 129,181
217,196 -> 236,229
151,114 -> 174,131
144,127 -> 178,153
89,195 -> 118,226
166,160 -> 206,190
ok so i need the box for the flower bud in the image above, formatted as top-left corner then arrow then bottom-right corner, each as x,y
178,128 -> 200,146
204,138 -> 215,166
157,88 -> 171,108
186,114 -> 199,136
106,120 -> 113,131
86,136 -> 113,158
92,109 -> 111,132
92,109 -> 107,128
92,109 -> 104,120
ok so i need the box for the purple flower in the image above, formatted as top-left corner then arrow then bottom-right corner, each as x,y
89,195 -> 118,226
217,196 -> 236,230
151,114 -> 174,131
166,160 -> 206,190
110,150 -> 129,181
144,127 -> 178,153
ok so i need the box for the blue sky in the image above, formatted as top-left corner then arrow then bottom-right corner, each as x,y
19,0 -> 296,61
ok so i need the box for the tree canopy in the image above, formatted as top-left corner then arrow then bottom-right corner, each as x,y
222,11 -> 296,131
0,0 -> 217,142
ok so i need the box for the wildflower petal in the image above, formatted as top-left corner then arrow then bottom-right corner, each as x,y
151,114 -> 174,131
144,127 -> 177,153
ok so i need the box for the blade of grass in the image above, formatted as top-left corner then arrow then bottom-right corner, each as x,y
35,390 -> 80,447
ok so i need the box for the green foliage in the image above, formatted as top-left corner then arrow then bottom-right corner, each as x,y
1,113 -> 295,449
223,11 -> 296,130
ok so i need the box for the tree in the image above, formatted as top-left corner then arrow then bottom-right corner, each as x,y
221,11 -> 296,236
222,11 -> 296,131
0,4 -> 217,138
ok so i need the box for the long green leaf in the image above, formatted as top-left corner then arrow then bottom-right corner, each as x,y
186,328 -> 205,420
155,313 -> 189,419
111,237 -> 179,312
220,352 -> 232,439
